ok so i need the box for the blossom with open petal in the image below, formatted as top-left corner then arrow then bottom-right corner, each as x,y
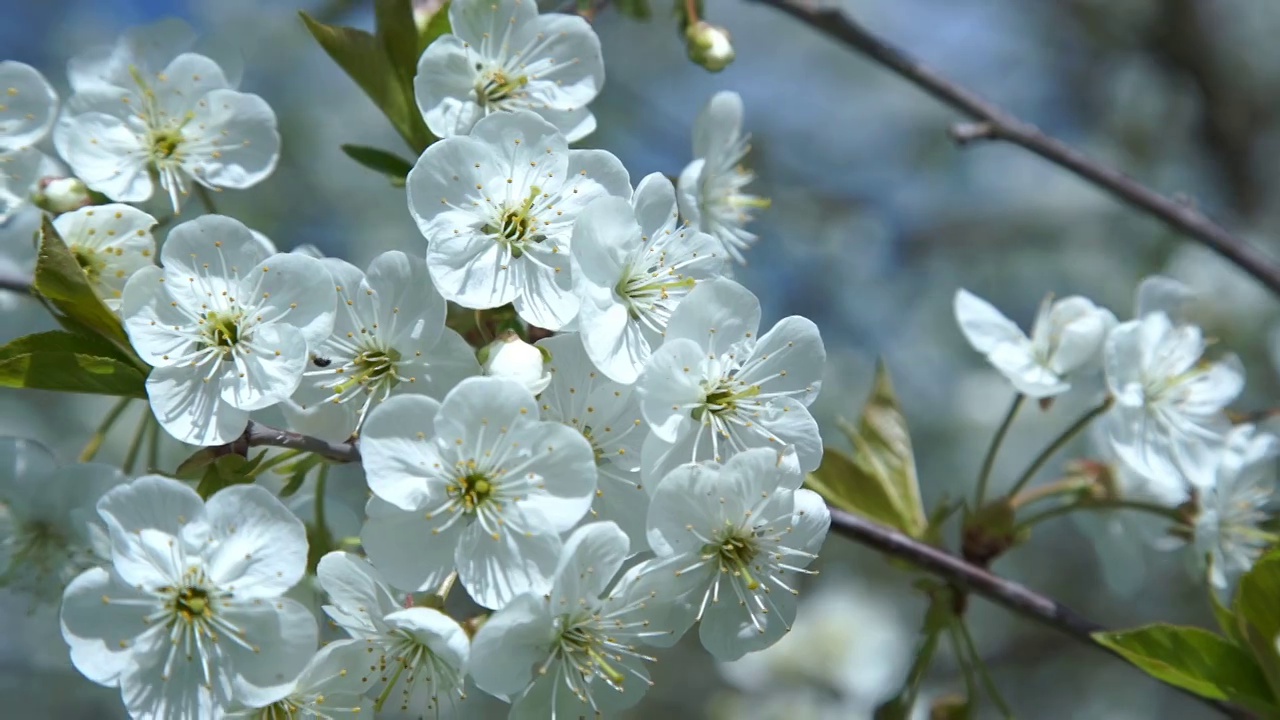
60,476 -> 318,719
1192,425 -> 1279,590
954,288 -> 1115,398
282,251 -> 478,443
0,437 -> 123,600
54,204 -> 157,310
121,215 -> 336,446
316,552 -> 468,715
676,91 -> 767,264
55,32 -> 278,211
415,0 -> 604,141
644,447 -> 830,661
637,277 -> 824,480
471,522 -> 675,718
573,173 -> 727,384
359,376 -> 597,608
406,110 -> 630,330
226,640 -> 373,719
1104,311 -> 1243,489
537,334 -> 649,550
0,61 -> 58,150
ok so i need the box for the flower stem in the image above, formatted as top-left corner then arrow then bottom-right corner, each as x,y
122,409 -> 152,474
954,615 -> 1013,719
1005,396 -> 1114,500
146,416 -> 161,472
314,462 -> 330,541
1015,497 -> 1183,534
79,398 -> 132,462
249,448 -> 304,477
974,394 -> 1024,508
1008,476 -> 1091,511
194,184 -> 219,215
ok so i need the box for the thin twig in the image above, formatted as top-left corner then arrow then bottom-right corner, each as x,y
827,508 -> 1252,718
748,0 -> 1280,297
240,421 -> 361,464
0,270 -> 34,296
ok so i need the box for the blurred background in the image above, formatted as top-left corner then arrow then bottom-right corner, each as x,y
4,0 -> 1280,717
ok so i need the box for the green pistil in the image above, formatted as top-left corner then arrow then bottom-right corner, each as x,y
453,472 -> 495,511
332,348 -> 401,395
706,534 -> 760,590
616,276 -> 697,319
485,186 -> 545,257
374,662 -> 406,713
477,71 -> 529,106
203,310 -> 242,357
149,128 -> 183,159
563,624 -> 625,685
173,586 -> 212,621
692,382 -> 760,421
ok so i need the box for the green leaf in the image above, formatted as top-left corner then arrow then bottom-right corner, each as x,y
300,11 -> 433,153
0,350 -> 147,398
1094,624 -> 1277,711
34,216 -> 131,348
417,1 -> 452,55
1236,551 -> 1280,699
614,0 -> 651,19
340,144 -> 415,182
194,452 -> 266,499
807,361 -> 926,537
375,0 -> 419,86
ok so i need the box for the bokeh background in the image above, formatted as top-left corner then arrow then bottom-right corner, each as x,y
3,0 -> 1280,717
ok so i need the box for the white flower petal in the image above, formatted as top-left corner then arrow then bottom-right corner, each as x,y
0,61 -> 58,149
456,514 -> 561,609
203,484 -> 308,598
954,288 -> 1026,354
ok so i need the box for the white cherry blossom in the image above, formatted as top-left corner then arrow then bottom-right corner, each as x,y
60,476 -> 318,719
0,61 -> 58,150
644,447 -> 830,661
56,36 -> 278,211
226,640 -> 374,719
1192,425 -> 1279,590
54,203 -> 157,310
637,277 -> 824,480
1104,311 -> 1243,489
121,215 -> 336,446
359,376 -> 597,608
954,288 -> 1116,398
281,251 -> 478,443
415,0 -> 605,141
316,552 -> 469,715
676,91 -> 767,264
0,437 -> 122,600
572,172 -> 727,384
470,522 -> 672,718
537,334 -> 649,550
406,110 -> 630,330
480,330 -> 551,395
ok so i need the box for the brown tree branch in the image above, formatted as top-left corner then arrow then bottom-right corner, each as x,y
747,0 -> 1280,298
828,509 -> 1252,719
241,420 -> 361,463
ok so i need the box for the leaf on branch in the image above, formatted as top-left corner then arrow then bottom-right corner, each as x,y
1094,624 -> 1278,712
193,452 -> 267,500
0,330 -> 147,398
1235,550 -> 1280,700
375,0 -> 420,87
340,144 -> 415,184
300,10 -> 434,153
613,0 -> 651,20
34,217 -> 135,351
417,1 -> 453,56
806,361 -> 926,537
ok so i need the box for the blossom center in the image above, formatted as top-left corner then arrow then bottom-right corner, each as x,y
704,529 -> 761,590
556,617 -> 627,692
485,186 -> 545,256
451,471 -> 495,512
174,586 -> 213,621
71,245 -> 108,282
615,272 -> 697,320
693,379 -> 759,421
332,346 -> 402,397
201,309 -> 244,358
149,127 -> 184,160
475,69 -> 529,108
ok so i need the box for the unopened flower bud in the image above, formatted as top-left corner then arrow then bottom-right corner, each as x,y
32,176 -> 94,214
686,21 -> 735,72
478,330 -> 551,395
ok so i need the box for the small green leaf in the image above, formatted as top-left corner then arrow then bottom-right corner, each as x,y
300,11 -> 433,153
34,217 -> 131,348
194,452 -> 266,499
807,361 -> 926,537
375,0 -> 420,86
614,0 -> 651,19
0,351 -> 147,398
417,1 -> 452,55
341,144 -> 415,182
1236,551 -> 1280,699
1094,624 -> 1277,711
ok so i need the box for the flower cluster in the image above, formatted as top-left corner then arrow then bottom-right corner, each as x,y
956,278 -> 1271,590
2,4 -> 830,718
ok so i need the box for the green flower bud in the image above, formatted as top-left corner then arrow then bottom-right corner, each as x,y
686,21 -> 735,73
